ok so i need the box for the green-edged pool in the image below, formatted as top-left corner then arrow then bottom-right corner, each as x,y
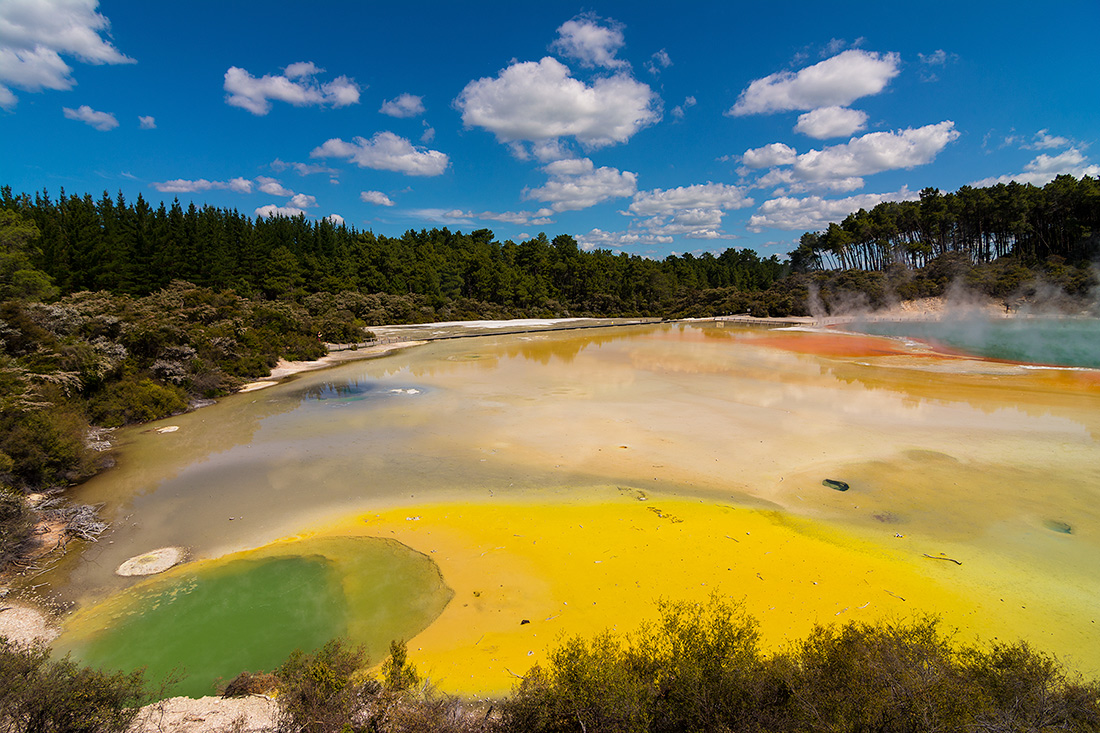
54,536 -> 453,698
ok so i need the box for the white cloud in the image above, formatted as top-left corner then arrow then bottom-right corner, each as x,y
576,228 -> 673,250
256,176 -> 294,197
455,56 -> 660,150
62,104 -> 116,130
794,106 -> 867,139
755,167 -> 866,194
152,177 -> 254,194
312,131 -> 449,176
0,0 -> 134,108
626,182 -> 753,240
473,209 -> 554,226
420,124 -> 435,143
672,95 -> 696,120
747,187 -> 917,232
224,62 -> 360,115
380,93 -> 425,118
138,115 -> 155,129
325,213 -> 345,226
407,208 -> 476,227
970,147 -> 1100,187
791,121 -> 959,181
255,204 -> 306,218
270,159 -> 337,176
628,182 -> 753,216
1025,128 -> 1071,150
729,49 -> 900,116
360,190 -> 395,206
551,14 -> 626,69
283,61 -> 320,79
645,49 -> 671,75
918,49 -> 949,66
152,179 -> 222,193
288,193 -> 316,208
523,157 -> 637,212
636,209 -> 730,239
741,142 -> 797,169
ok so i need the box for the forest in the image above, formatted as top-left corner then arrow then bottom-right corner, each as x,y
790,174 -> 1100,272
0,185 -> 787,316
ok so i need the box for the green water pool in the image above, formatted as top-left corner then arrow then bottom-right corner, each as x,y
56,536 -> 453,698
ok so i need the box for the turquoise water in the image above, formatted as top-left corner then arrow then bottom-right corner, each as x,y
849,317 -> 1100,368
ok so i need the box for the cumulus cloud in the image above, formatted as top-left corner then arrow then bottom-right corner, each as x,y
325,213 -> 345,226
729,49 -> 900,116
288,193 -> 316,208
138,115 -> 155,129
62,104 -> 117,130
754,167 -> 865,194
256,176 -> 294,196
551,14 -> 626,69
360,190 -> 394,206
747,187 -> 917,231
791,121 -> 959,181
151,177 -> 254,194
523,157 -> 637,212
224,62 -> 360,115
628,182 -> 753,216
794,106 -> 867,139
741,142 -> 798,169
626,182 -> 754,240
0,0 -> 134,108
312,131 -> 449,176
576,228 -> 673,250
970,147 -> 1100,188
380,93 -> 425,118
455,56 -> 660,150
255,204 -> 305,218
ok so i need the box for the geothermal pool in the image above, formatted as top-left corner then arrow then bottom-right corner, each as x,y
46,321 -> 1100,696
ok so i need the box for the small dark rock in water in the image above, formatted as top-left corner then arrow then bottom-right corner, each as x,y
1043,519 -> 1072,534
823,479 -> 850,492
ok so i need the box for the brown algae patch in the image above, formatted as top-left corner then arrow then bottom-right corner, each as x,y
320,494 -> 1022,695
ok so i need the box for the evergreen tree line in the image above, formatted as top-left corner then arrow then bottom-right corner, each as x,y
790,175 -> 1100,272
0,186 -> 787,317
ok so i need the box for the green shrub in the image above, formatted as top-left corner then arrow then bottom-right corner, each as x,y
275,638 -> 374,733
0,638 -> 146,733
0,486 -> 32,566
0,401 -> 93,489
382,640 -> 420,693
87,377 -> 188,427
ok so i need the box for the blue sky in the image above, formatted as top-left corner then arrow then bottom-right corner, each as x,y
2,0 -> 1098,260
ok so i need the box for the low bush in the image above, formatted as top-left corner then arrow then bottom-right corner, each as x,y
275,638 -> 375,733
0,485 -> 32,567
86,377 -> 188,427
0,638 -> 146,733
